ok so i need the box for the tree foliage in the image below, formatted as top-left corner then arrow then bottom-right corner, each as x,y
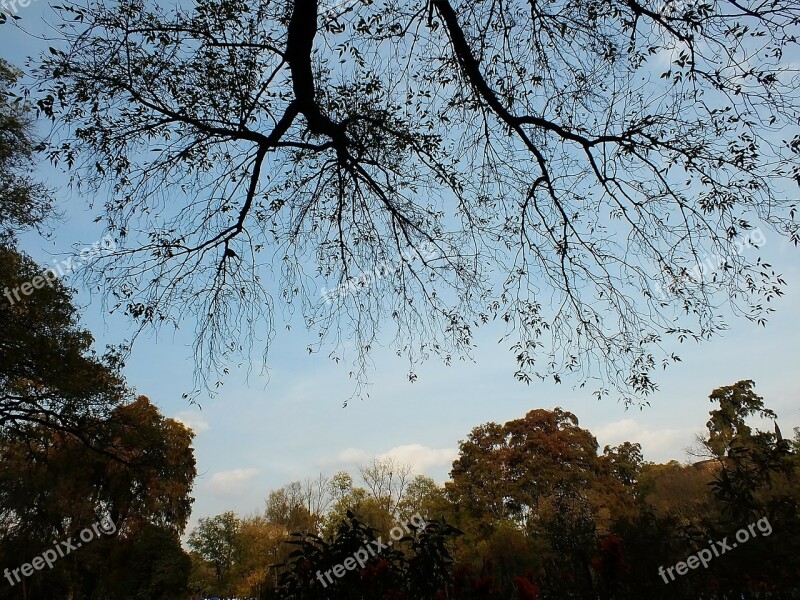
0,58 -> 51,243
187,510 -> 243,594
0,396 -> 196,599
0,53 -> 195,600
0,244 -> 129,446
29,0 -> 800,402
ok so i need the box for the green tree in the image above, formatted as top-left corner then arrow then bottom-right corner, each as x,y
31,0 -> 799,403
321,485 -> 393,539
398,474 -> 447,522
609,382 -> 800,599
0,59 -> 51,243
0,245 -> 128,443
705,379 -> 778,459
187,511 -> 243,595
702,380 -> 796,521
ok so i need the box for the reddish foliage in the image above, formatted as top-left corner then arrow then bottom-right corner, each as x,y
514,575 -> 541,600
472,575 -> 495,594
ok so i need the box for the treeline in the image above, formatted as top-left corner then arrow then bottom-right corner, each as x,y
2,221 -> 798,600
189,381 -> 800,600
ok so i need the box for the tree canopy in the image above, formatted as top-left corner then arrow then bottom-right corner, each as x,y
29,0 -> 800,401
0,58 -> 51,242
0,98 -> 197,597
0,395 -> 197,600
0,245 -> 128,444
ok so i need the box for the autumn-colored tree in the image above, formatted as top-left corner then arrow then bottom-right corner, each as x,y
0,56 -> 196,600
445,408 -> 624,597
233,514 -> 289,598
98,395 -> 197,532
448,408 -> 603,529
0,396 -> 196,599
266,481 -> 319,534
178,388 -> 799,598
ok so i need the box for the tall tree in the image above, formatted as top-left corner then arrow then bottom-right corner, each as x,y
102,523 -> 193,600
0,245 -> 127,445
448,408 -> 603,528
0,396 -> 196,599
703,380 -> 796,520
187,511 -> 243,595
266,481 -> 319,533
359,457 -> 413,516
30,0 -> 799,403
0,59 -> 51,243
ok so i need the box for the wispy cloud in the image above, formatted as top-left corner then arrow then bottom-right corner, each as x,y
321,444 -> 457,474
207,468 -> 260,494
594,419 -> 702,462
173,410 -> 210,434
325,447 -> 371,464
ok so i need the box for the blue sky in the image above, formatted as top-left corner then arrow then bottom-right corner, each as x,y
2,3 -> 799,535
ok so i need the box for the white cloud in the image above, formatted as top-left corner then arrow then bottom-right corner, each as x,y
327,447 -> 371,464
321,444 -> 457,474
377,444 -> 458,472
207,468 -> 260,494
173,410 -> 210,434
594,419 -> 703,462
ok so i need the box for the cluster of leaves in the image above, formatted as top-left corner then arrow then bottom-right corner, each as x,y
275,511 -> 460,600
0,266 -> 197,600
0,58 -> 51,243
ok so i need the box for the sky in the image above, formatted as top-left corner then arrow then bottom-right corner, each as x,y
1,3 -> 799,535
